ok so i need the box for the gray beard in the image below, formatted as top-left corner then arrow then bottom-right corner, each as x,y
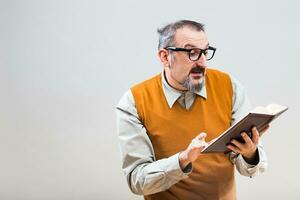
182,76 -> 205,93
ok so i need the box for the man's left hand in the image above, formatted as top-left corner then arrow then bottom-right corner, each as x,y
227,126 -> 269,163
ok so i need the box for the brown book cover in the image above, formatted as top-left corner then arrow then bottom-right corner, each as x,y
201,104 -> 288,153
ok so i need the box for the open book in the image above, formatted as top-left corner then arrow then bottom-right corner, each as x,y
201,103 -> 288,153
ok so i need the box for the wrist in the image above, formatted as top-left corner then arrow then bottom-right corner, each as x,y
242,148 -> 259,165
179,150 -> 191,170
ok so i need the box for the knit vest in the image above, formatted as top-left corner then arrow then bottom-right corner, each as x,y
131,69 -> 235,200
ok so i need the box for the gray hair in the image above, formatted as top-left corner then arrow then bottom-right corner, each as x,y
157,20 -> 205,49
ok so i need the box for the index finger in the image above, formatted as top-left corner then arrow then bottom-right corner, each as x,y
196,132 -> 207,141
251,127 -> 259,145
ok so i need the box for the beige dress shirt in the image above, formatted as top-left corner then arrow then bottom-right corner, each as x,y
116,71 -> 268,195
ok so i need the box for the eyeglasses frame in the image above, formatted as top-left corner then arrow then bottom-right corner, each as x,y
166,46 -> 216,61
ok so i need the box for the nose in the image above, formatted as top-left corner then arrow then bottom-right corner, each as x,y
195,53 -> 207,68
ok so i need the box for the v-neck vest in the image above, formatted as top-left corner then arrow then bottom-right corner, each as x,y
131,69 -> 235,200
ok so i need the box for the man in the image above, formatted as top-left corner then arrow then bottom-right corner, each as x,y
116,20 -> 268,200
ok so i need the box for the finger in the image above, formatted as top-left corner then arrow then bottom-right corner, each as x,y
241,132 -> 254,145
198,138 -> 208,147
192,140 -> 208,150
227,144 -> 241,154
251,127 -> 259,145
230,139 -> 244,149
196,132 -> 207,141
260,124 -> 270,136
197,141 -> 208,149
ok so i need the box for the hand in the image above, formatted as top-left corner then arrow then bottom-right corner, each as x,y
179,132 -> 208,169
226,126 -> 269,163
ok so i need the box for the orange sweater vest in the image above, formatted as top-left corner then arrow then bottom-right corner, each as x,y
131,69 -> 235,200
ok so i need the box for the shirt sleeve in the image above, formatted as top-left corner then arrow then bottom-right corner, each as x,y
116,90 -> 192,195
229,75 -> 268,177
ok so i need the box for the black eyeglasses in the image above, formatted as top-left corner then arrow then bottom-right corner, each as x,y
166,46 -> 216,61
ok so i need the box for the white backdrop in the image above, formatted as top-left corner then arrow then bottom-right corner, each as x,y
1,0 -> 299,199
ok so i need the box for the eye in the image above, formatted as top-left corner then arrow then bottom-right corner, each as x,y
189,49 -> 200,57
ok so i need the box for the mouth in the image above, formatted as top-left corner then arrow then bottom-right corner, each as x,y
189,67 -> 205,79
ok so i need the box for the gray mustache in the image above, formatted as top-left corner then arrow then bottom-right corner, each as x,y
190,67 -> 204,73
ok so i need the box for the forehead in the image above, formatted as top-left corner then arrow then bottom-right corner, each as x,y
174,27 -> 208,48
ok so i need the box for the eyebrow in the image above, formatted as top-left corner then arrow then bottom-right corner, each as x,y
184,43 -> 210,49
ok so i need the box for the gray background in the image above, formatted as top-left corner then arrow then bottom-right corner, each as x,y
1,0 -> 299,199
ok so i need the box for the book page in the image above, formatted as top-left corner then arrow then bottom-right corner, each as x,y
251,106 -> 271,114
266,104 -> 288,115
251,103 -> 287,115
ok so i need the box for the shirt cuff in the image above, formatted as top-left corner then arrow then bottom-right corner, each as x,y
238,147 -> 263,175
160,153 -> 192,180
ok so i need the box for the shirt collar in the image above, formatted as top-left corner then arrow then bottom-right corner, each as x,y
161,70 -> 207,108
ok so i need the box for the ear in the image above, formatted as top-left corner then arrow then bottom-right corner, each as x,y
158,49 -> 170,68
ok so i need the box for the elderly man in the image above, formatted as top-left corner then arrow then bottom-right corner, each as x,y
116,20 -> 267,200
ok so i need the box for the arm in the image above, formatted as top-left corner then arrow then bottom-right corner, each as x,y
229,76 -> 268,177
116,90 -> 191,195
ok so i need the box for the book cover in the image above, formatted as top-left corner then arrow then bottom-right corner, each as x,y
201,104 -> 288,153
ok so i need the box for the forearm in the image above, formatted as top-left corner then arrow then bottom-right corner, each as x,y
231,145 -> 268,177
127,153 -> 191,195
117,90 -> 191,195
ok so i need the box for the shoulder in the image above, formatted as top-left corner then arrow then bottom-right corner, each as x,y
116,73 -> 161,112
131,73 -> 161,90
116,90 -> 135,111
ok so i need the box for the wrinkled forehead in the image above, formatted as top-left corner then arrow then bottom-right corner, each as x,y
174,27 -> 209,48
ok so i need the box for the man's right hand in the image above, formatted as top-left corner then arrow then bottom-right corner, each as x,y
178,132 -> 208,170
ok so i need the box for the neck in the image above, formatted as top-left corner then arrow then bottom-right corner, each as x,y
164,69 -> 187,92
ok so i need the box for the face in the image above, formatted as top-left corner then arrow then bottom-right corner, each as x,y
162,27 -> 209,92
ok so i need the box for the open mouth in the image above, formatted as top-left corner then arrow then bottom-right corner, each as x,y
190,67 -> 205,78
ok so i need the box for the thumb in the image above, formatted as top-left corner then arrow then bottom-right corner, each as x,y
259,124 -> 270,136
